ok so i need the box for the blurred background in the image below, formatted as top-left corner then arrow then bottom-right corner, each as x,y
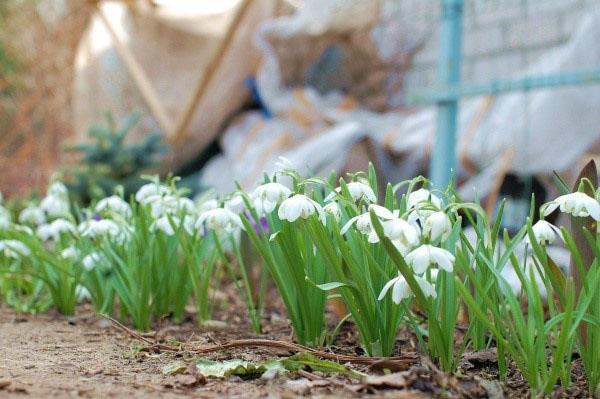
2,0 -> 600,228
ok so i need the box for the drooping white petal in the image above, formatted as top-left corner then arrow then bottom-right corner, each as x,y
423,211 -> 452,241
95,196 -> 132,218
530,220 -> 561,245
325,181 -> 376,203
543,192 -> 600,221
196,208 -> 243,233
407,188 -> 442,209
405,245 -> 455,273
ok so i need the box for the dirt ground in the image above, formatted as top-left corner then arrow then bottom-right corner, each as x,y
0,303 -> 591,398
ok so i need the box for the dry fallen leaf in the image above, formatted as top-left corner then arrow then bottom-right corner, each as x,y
362,372 -> 410,389
463,349 -> 498,365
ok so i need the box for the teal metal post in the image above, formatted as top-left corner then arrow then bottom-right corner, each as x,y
430,0 -> 464,188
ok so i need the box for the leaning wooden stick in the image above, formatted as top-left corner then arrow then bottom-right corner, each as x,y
169,0 -> 253,145
95,3 -> 173,134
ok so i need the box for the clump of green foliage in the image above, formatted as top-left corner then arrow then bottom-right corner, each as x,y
65,113 -> 166,203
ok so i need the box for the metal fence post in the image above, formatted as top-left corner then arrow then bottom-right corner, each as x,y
430,0 -> 464,188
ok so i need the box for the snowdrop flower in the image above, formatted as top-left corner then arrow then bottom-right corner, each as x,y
61,246 -> 80,261
19,206 -> 46,226
341,204 -> 397,243
530,220 -> 561,245
405,244 -> 455,274
149,195 -> 195,219
323,202 -> 341,222
423,211 -> 452,242
82,252 -> 104,271
95,196 -> 132,218
252,182 -> 292,214
275,156 -> 295,171
407,188 -> 442,209
196,208 -> 243,233
40,195 -> 70,218
76,285 -> 91,302
278,194 -> 325,223
225,194 -> 246,214
0,239 -> 30,258
135,183 -> 171,204
383,218 -> 420,247
151,215 -> 195,236
0,206 -> 11,230
47,181 -> 68,198
543,192 -> 600,220
378,274 -> 437,304
325,182 -> 377,203
36,219 -> 76,241
79,219 -> 129,243
198,198 -> 219,213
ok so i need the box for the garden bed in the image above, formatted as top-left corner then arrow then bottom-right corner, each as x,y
2,164 -> 600,397
0,302 -> 590,398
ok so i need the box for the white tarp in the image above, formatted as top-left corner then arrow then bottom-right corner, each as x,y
202,3 -> 600,196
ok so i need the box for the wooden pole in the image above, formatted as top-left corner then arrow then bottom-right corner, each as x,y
169,0 -> 253,146
95,3 -> 174,134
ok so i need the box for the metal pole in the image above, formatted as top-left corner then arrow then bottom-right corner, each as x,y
430,0 -> 464,188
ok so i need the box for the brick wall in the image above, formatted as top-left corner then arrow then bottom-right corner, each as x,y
398,0 -> 598,93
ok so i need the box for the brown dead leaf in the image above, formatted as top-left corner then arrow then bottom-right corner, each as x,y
362,372 -> 410,389
463,348 -> 498,365
285,378 -> 331,395
0,379 -> 11,389
368,358 -> 413,373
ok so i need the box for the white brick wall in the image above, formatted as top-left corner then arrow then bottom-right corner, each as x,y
401,0 -> 596,93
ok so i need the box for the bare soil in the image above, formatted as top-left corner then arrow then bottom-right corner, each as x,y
0,303 -> 591,398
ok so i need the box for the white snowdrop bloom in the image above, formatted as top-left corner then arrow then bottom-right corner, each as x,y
225,194 -> 245,214
95,196 -> 132,218
423,211 -> 452,242
47,181 -> 68,198
61,246 -> 80,261
529,220 -> 561,245
405,244 -> 455,274
275,156 -> 295,171
251,182 -> 292,213
340,204 -> 397,243
196,208 -> 243,233
325,182 -> 377,203
79,219 -> 129,242
323,202 -> 341,222
135,183 -> 171,204
0,206 -> 11,230
40,195 -> 70,218
82,252 -> 104,271
150,195 -> 195,219
407,188 -> 442,209
0,239 -> 30,258
278,194 -> 325,223
176,197 -> 196,214
198,198 -> 219,213
543,192 -> 600,220
378,274 -> 437,304
382,218 -> 420,247
19,206 -> 46,226
36,219 -> 76,241
76,285 -> 91,302
151,216 -> 177,235
151,215 -> 195,236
